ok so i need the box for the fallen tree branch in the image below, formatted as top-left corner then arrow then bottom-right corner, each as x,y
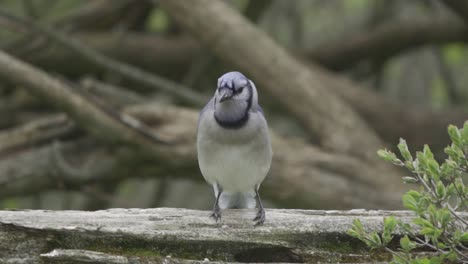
159,0 -> 384,161
13,30 -> 467,152
0,208 -> 446,263
0,10 -> 207,106
0,114 -> 76,157
18,16 -> 468,79
305,16 -> 468,70
329,73 -> 467,152
0,102 -> 405,209
80,77 -> 146,107
0,50 -> 172,160
17,33 -> 199,79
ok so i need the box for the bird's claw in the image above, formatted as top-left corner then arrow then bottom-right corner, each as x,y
210,208 -> 222,222
253,209 -> 265,226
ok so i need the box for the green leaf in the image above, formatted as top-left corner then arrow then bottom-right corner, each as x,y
370,232 -> 382,247
413,218 -> 433,228
462,121 -> 468,144
444,144 -> 464,163
420,227 -> 435,236
398,138 -> 413,162
453,230 -> 463,242
446,251 -> 458,262
439,161 -> 455,180
426,159 -> 440,181
423,145 -> 434,160
435,181 -> 446,199
398,222 -> 413,233
400,235 -> 416,252
382,217 -> 397,244
460,232 -> 468,242
448,124 -> 462,147
436,242 -> 447,249
445,183 -> 456,197
438,209 -> 452,227
351,219 -> 364,232
455,178 -> 465,196
417,151 -> 427,167
377,149 -> 400,163
428,256 -> 443,264
347,229 -> 360,239
402,193 -> 418,211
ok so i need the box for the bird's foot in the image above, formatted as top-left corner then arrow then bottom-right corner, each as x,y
253,208 -> 265,226
210,207 -> 222,223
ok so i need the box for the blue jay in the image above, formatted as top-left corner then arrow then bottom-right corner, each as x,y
197,71 -> 272,225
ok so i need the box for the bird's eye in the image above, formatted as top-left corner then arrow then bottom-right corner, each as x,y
236,86 -> 245,93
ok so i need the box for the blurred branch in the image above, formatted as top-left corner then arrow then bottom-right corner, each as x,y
181,0 -> 272,89
0,11 -> 207,106
19,33 -> 199,79
331,74 -> 467,153
159,0 -> 384,161
0,49 -> 173,163
0,103 -> 405,209
305,16 -> 468,70
441,0 -> 468,25
52,0 -> 145,32
0,114 -> 77,157
244,0 -> 272,22
80,77 -> 145,107
2,0 -> 133,57
20,0 -> 38,19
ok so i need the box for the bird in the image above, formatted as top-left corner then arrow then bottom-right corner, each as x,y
197,71 -> 272,226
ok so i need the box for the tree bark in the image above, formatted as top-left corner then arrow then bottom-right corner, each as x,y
0,208 -> 446,263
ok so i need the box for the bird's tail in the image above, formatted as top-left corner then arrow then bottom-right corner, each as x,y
218,191 -> 256,209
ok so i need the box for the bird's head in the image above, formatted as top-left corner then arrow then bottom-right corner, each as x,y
213,71 -> 258,128
215,71 -> 252,104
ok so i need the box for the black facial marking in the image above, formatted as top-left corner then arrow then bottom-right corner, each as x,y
214,82 -> 253,130
214,112 -> 249,129
246,82 -> 253,109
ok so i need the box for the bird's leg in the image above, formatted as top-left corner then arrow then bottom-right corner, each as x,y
210,185 -> 222,222
253,185 -> 265,226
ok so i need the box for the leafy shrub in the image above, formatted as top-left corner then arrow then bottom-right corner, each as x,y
348,123 -> 468,264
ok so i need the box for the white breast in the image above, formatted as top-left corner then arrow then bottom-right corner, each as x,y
197,110 -> 272,193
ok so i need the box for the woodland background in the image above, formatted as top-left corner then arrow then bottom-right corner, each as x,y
0,0 -> 467,211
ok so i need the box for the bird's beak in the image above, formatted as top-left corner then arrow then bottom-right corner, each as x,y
218,88 -> 233,102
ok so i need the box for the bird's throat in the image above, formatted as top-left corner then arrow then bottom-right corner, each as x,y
214,101 -> 249,129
